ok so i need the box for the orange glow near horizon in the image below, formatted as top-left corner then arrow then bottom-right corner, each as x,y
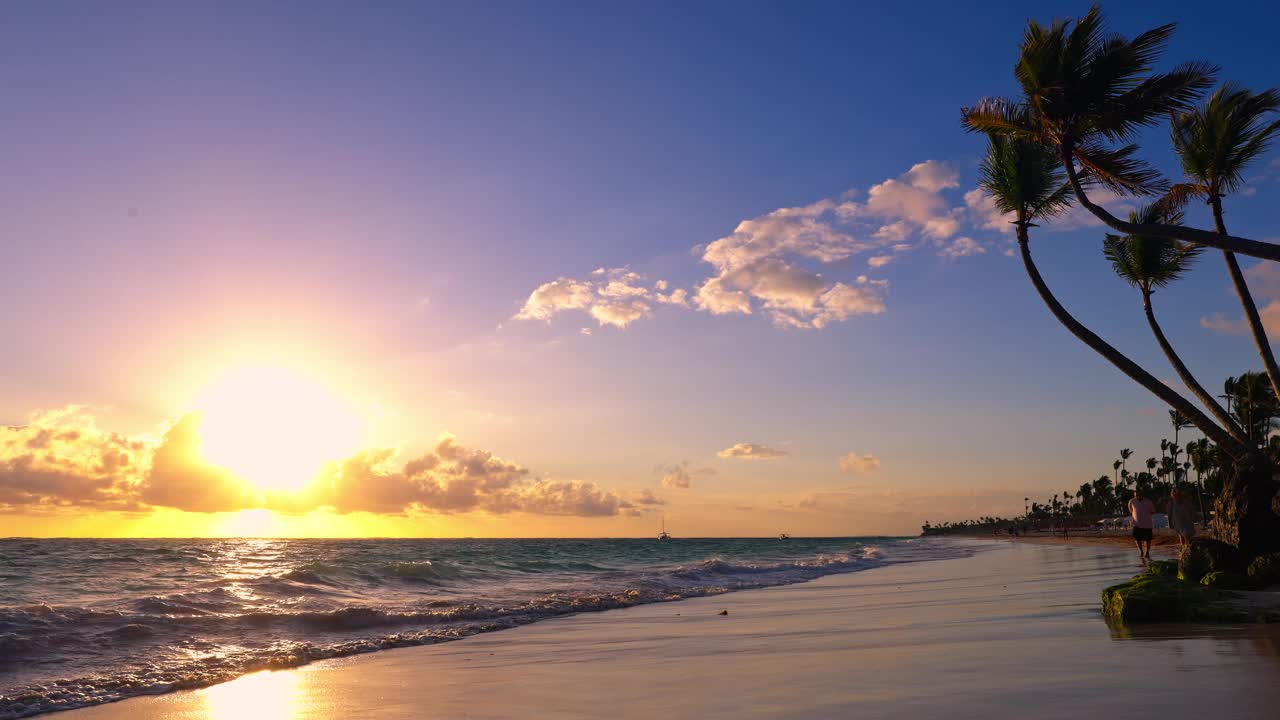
193,365 -> 366,492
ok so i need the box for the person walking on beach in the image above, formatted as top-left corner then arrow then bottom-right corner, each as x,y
1167,489 -> 1196,548
1128,488 -> 1156,561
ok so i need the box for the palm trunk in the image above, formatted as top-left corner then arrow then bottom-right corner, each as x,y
1016,227 -> 1246,456
1212,197 -> 1280,407
1141,289 -> 1248,444
1059,145 -> 1280,262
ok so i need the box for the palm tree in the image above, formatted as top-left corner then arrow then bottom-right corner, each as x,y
1225,371 -> 1279,447
1102,213 -> 1245,441
1112,459 -> 1121,484
1171,85 -> 1280,400
974,120 -> 1242,453
962,6 -> 1280,262
1120,448 -> 1132,479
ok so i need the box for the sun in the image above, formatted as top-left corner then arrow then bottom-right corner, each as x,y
192,365 -> 364,491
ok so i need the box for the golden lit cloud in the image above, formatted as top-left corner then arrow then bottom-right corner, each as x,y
717,442 -> 788,460
1,409 -> 636,519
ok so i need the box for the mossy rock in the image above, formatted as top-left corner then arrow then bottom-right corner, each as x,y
1145,560 -> 1178,577
1200,571 -> 1251,590
1102,574 -> 1237,623
1247,553 -> 1280,586
1178,538 -> 1247,583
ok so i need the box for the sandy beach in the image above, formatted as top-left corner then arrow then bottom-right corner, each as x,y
61,539 -> 1280,720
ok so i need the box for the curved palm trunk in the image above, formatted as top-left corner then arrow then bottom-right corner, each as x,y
1059,145 -> 1280,262
1141,289 -> 1248,443
1016,227 -> 1246,456
1212,197 -> 1280,407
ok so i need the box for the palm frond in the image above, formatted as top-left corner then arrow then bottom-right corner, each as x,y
1102,202 -> 1200,292
1075,142 -> 1167,195
1172,84 -> 1280,196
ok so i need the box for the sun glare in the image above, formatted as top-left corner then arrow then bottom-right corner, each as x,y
193,366 -> 364,491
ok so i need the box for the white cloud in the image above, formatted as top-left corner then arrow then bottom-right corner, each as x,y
939,237 -> 987,259
964,188 -> 1013,234
717,442 -> 788,460
515,159 -> 1001,333
513,268 -> 671,329
515,278 -> 594,321
838,452 -> 881,474
902,160 -> 960,193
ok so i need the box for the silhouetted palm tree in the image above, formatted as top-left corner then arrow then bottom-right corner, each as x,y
962,6 -> 1280,262
1225,371 -> 1280,447
1102,205 -> 1244,442
1170,85 -> 1280,399
973,114 -> 1241,452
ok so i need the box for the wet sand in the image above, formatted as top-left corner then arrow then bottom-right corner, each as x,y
64,539 -> 1280,720
1010,530 -> 1183,553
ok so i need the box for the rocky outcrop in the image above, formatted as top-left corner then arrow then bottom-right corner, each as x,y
1178,538 -> 1247,583
1212,458 -> 1280,557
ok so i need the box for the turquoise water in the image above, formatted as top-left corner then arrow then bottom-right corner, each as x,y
0,536 -> 968,717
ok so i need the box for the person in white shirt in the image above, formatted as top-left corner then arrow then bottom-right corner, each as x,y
1128,488 -> 1156,560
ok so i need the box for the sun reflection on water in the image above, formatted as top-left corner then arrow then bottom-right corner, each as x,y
201,670 -> 302,719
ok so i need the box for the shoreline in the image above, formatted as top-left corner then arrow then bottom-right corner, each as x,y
61,539 -> 1280,720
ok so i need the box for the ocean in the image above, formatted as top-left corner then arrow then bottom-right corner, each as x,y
0,536 -> 969,718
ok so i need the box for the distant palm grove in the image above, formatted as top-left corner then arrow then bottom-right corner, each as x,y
948,5 -> 1280,558
924,372 -> 1280,535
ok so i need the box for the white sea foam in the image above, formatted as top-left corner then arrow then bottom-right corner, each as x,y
0,537 -> 973,718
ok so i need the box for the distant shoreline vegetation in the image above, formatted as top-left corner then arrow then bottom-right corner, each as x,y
923,373 -> 1280,537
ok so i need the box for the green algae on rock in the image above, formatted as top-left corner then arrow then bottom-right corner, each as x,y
1200,571 -> 1251,590
1102,574 -> 1236,623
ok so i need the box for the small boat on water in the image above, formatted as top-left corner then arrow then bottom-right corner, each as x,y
778,533 -> 790,540
658,516 -> 671,541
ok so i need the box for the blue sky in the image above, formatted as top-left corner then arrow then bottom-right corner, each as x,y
3,2 -> 1280,535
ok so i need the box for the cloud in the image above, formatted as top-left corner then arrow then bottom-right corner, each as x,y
1200,312 -> 1247,335
140,414 -> 261,512
1,409 -> 632,518
514,269 -> 668,329
514,278 -> 595,321
515,160 -> 994,332
838,452 -> 881,474
717,443 -> 788,460
659,461 -> 716,489
1201,262 -> 1280,336
939,237 -> 986,259
848,161 -> 963,241
0,407 -> 146,511
632,489 -> 667,506
964,188 -> 1013,234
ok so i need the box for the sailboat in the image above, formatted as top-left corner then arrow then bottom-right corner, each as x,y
658,516 -> 671,541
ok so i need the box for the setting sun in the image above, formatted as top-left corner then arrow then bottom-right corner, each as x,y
193,366 -> 364,491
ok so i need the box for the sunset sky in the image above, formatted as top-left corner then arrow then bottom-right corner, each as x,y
4,1 -> 1280,537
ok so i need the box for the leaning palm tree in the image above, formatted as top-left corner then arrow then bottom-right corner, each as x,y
962,6 -> 1280,262
1102,213 -> 1245,441
1170,85 -> 1280,400
975,122 -> 1242,454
